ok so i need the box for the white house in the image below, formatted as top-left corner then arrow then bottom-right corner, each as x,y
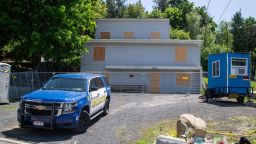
81,19 -> 203,93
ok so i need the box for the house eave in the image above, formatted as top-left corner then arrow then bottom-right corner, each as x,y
86,39 -> 203,47
105,65 -> 201,70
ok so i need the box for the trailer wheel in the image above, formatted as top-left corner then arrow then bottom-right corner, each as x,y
205,89 -> 212,102
73,110 -> 90,134
236,96 -> 245,104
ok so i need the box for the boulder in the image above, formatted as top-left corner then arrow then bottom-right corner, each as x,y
177,114 -> 206,138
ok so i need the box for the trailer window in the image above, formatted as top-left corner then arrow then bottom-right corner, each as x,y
212,61 -> 220,77
231,58 -> 247,75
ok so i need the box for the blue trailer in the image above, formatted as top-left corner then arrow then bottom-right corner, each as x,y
205,53 -> 253,103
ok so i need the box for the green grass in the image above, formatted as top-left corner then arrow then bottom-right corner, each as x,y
0,104 -> 18,111
133,116 -> 256,144
133,120 -> 177,144
203,77 -> 208,85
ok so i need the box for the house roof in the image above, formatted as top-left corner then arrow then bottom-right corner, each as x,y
86,39 -> 203,47
96,18 -> 169,22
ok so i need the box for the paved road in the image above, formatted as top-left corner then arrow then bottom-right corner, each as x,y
0,93 -> 256,144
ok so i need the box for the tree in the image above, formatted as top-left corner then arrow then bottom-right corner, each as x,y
125,0 -> 145,18
0,0 -> 95,68
106,0 -> 127,18
106,0 -> 116,18
153,0 -> 170,12
92,0 -> 107,18
186,11 -> 201,39
147,9 -> 164,18
244,17 -> 256,78
163,7 -> 182,29
216,21 -> 233,48
231,10 -> 247,52
170,28 -> 190,39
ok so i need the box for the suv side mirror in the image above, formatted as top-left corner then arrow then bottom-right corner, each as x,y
90,87 -> 98,92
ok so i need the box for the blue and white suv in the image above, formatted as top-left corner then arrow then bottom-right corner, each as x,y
17,73 -> 111,133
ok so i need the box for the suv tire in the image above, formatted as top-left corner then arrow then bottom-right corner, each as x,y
73,110 -> 90,133
102,98 -> 110,116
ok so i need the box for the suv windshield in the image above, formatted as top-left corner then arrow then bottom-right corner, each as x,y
43,77 -> 86,92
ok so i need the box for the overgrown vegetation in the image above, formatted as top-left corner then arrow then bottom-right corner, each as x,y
133,117 -> 256,144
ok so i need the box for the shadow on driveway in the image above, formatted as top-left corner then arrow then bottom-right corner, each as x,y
1,115 -> 102,143
199,99 -> 248,107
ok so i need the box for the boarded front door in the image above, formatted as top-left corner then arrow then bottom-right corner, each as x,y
149,73 -> 160,93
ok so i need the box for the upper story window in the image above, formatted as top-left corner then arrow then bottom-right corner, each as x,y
231,58 -> 247,75
100,32 -> 110,39
124,32 -> 134,39
93,47 -> 105,61
175,47 -> 187,62
150,32 -> 160,39
212,60 -> 220,77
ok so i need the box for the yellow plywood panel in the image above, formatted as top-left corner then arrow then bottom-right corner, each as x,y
124,32 -> 134,39
149,73 -> 160,93
176,73 -> 190,86
175,47 -> 187,62
150,32 -> 161,39
93,47 -> 105,61
100,32 -> 110,39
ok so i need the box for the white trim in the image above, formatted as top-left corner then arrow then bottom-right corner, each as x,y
230,57 -> 248,76
105,65 -> 201,70
96,18 -> 169,22
86,39 -> 203,47
212,60 -> 220,78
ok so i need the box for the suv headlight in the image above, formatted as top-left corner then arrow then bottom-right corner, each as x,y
62,102 -> 77,114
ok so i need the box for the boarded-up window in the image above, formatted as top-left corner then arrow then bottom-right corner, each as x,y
100,32 -> 110,39
149,73 -> 160,93
124,32 -> 134,39
150,32 -> 161,39
93,47 -> 105,61
175,47 -> 187,62
176,73 -> 190,86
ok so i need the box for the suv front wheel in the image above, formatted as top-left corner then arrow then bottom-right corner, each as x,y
73,110 -> 90,133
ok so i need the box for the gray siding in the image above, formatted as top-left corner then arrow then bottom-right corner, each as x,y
81,43 -> 200,72
160,73 -> 200,94
95,19 -> 170,39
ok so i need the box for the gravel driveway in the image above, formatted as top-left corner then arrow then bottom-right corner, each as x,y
0,93 -> 256,144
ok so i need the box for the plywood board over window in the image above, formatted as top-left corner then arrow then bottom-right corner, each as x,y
100,32 -> 110,39
176,73 -> 190,86
150,32 -> 161,39
124,32 -> 134,39
175,47 -> 187,62
149,73 -> 160,93
93,47 -> 105,61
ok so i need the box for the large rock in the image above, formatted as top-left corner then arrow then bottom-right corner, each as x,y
177,114 -> 206,138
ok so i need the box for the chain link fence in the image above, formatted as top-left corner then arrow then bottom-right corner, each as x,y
9,71 -> 206,100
